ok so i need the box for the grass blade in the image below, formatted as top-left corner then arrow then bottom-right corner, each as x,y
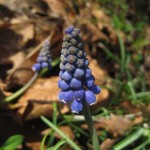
40,116 -> 81,150
113,128 -> 144,150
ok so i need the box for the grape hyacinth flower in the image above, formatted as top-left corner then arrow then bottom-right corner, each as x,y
32,40 -> 52,72
58,26 -> 101,113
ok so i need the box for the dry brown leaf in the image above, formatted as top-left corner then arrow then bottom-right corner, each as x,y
100,138 -> 117,150
45,0 -> 75,23
16,23 -> 35,45
6,60 -> 34,91
7,51 -> 26,75
42,125 -> 75,141
15,77 -> 69,121
25,142 -> 41,150
88,56 -> 107,85
96,114 -> 133,137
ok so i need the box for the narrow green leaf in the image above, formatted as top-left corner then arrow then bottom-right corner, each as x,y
47,139 -> 66,150
113,128 -> 144,150
0,134 -> 23,150
40,116 -> 81,150
133,138 -> 150,150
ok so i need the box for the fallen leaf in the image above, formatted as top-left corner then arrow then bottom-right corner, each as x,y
100,138 -> 117,150
42,125 -> 74,141
96,114 -> 133,138
15,77 -> 69,122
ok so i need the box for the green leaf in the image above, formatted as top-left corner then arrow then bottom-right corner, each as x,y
0,134 -> 23,150
113,128 -> 144,150
47,139 -> 66,150
40,116 -> 81,150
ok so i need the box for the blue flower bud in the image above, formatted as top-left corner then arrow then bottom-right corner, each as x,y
73,88 -> 84,99
85,58 -> 89,66
84,76 -> 94,88
58,90 -> 73,103
71,100 -> 83,114
62,71 -> 73,81
60,63 -> 65,71
32,63 -> 41,72
85,90 -> 96,105
58,80 -> 69,90
64,26 -> 74,34
42,62 -> 48,68
89,85 -> 101,94
70,78 -> 81,88
74,68 -> 84,78
59,71 -> 64,78
37,56 -> 43,62
85,68 -> 92,78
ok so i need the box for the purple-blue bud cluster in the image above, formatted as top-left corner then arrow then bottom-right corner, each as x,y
32,40 -> 52,72
58,26 -> 101,113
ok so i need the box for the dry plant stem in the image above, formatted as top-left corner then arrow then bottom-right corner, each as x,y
2,73 -> 38,103
82,100 -> 100,150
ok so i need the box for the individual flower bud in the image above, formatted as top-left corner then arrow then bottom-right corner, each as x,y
74,68 -> 84,78
73,88 -> 84,99
64,26 -> 74,34
77,50 -> 84,58
85,90 -> 96,105
58,80 -> 69,90
70,78 -> 81,88
76,59 -> 84,68
89,85 -> 101,94
84,76 -> 94,88
67,55 -> 77,64
71,99 -> 83,113
58,90 -> 73,103
70,38 -> 78,46
68,46 -> 78,54
62,71 -> 73,81
65,63 -> 75,72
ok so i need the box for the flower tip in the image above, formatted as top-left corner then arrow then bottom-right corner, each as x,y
89,102 -> 96,106
32,63 -> 41,72
72,110 -> 79,114
71,100 -> 83,114
61,99 -> 67,103
64,26 -> 74,34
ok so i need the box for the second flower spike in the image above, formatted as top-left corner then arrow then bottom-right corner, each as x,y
58,26 -> 101,113
32,40 -> 52,72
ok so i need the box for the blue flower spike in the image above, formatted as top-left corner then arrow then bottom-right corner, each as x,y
58,26 -> 101,113
32,40 -> 52,72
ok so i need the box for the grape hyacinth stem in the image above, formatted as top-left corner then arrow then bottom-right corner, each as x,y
1,73 -> 38,103
82,99 -> 100,150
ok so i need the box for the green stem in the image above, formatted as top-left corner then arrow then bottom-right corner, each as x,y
2,73 -> 38,103
40,116 -> 81,150
82,100 -> 100,150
